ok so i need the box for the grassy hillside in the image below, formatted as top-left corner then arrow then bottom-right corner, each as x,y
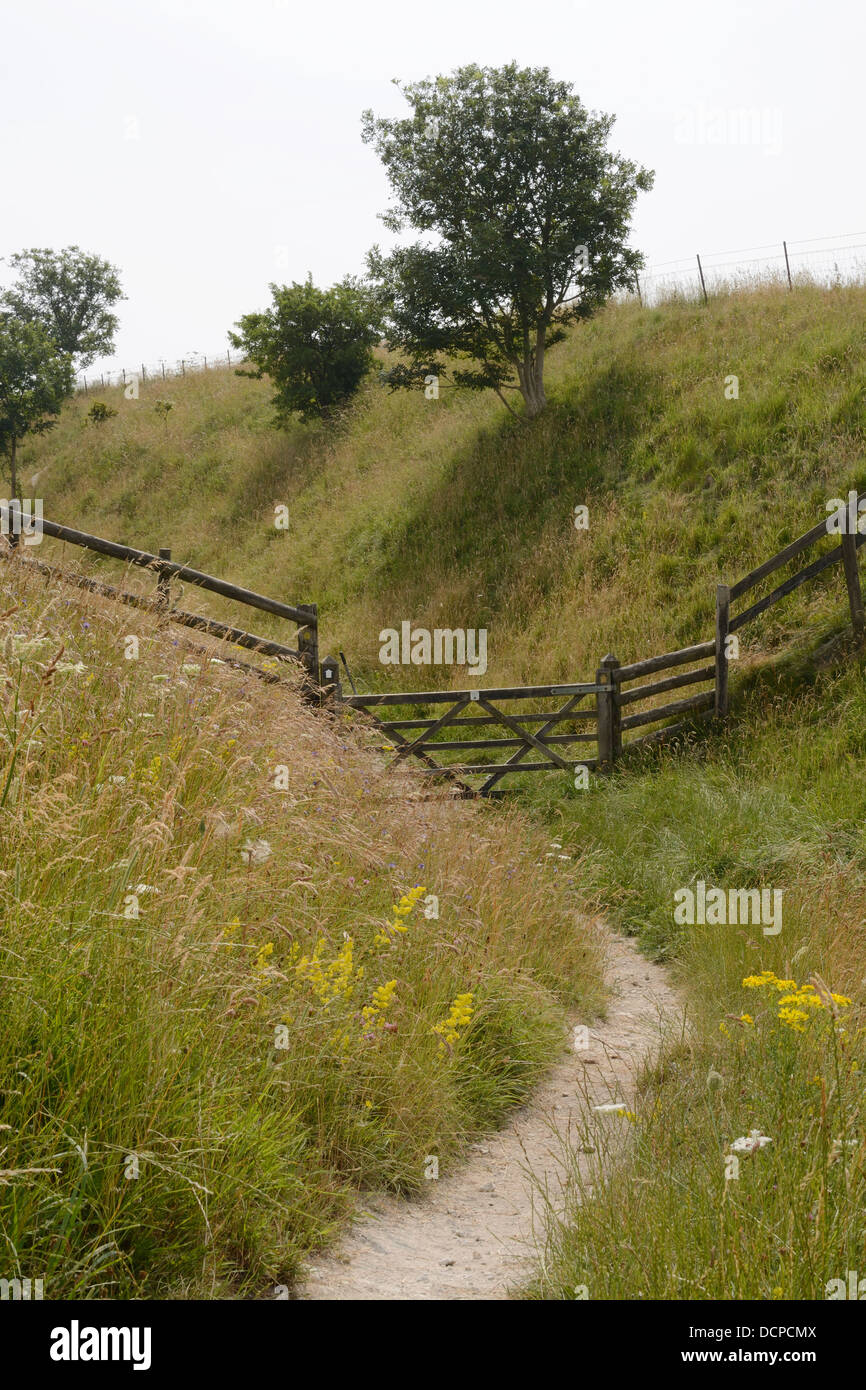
0,560 -> 602,1299
11,277 -> 866,1301
20,279 -> 866,691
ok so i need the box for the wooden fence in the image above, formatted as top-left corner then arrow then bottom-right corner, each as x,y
330,492 -> 866,792
0,509 -> 319,682
3,492 -> 865,794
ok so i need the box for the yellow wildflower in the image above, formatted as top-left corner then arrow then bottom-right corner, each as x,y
433,992 -> 474,1053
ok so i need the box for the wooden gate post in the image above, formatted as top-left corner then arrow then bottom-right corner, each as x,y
715,583 -> 731,718
296,603 -> 319,690
596,653 -> 621,769
841,531 -> 865,644
319,655 -> 342,703
157,547 -> 172,607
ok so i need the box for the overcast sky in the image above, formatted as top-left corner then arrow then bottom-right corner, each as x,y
2,0 -> 863,377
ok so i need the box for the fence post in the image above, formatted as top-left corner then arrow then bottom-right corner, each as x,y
783,240 -> 793,290
841,531 -> 865,644
596,653 -> 621,769
157,547 -> 172,607
695,259 -> 708,308
296,603 -> 319,691
319,654 -> 342,703
715,583 -> 731,718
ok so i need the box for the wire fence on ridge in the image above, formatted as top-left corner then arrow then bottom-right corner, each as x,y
74,230 -> 866,393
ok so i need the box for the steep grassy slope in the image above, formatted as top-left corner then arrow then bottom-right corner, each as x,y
20,280 -> 866,690
0,559 -> 602,1299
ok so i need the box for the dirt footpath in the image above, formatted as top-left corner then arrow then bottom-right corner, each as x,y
298,927 -> 683,1300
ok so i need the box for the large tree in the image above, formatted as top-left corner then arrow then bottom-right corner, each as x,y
229,275 -> 383,423
1,246 -> 124,368
363,64 -> 654,418
0,316 -> 75,497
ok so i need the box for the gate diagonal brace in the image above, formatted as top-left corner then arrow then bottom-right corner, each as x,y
374,719 -> 477,799
387,696 -> 472,767
477,697 -> 574,772
478,693 -> 586,794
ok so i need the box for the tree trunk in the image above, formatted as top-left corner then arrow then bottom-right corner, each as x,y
534,327 -> 548,412
10,435 -> 17,499
515,346 -> 548,418
515,361 -> 541,417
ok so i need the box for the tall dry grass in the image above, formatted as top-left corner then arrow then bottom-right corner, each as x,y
0,555 -> 602,1298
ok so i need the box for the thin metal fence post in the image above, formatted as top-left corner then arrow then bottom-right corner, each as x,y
697,254 -> 708,303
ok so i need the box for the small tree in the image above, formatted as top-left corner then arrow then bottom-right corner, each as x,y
1,246 -> 124,368
229,276 -> 383,424
85,401 -> 118,425
0,316 -> 75,495
363,64 -> 654,418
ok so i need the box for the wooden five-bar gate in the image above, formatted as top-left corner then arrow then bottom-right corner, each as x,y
3,491 -> 865,796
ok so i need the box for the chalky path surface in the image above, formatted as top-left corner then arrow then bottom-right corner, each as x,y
299,928 -> 682,1300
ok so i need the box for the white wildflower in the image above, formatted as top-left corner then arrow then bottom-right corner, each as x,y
729,1129 -> 772,1154
240,838 -> 272,865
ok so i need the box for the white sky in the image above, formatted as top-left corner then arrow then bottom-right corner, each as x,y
1,0 -> 863,376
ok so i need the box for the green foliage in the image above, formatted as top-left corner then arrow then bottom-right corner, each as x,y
363,63 -> 653,417
1,246 -> 124,367
153,399 -> 174,421
0,314 -> 75,493
229,276 -> 383,424
85,401 -> 118,426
